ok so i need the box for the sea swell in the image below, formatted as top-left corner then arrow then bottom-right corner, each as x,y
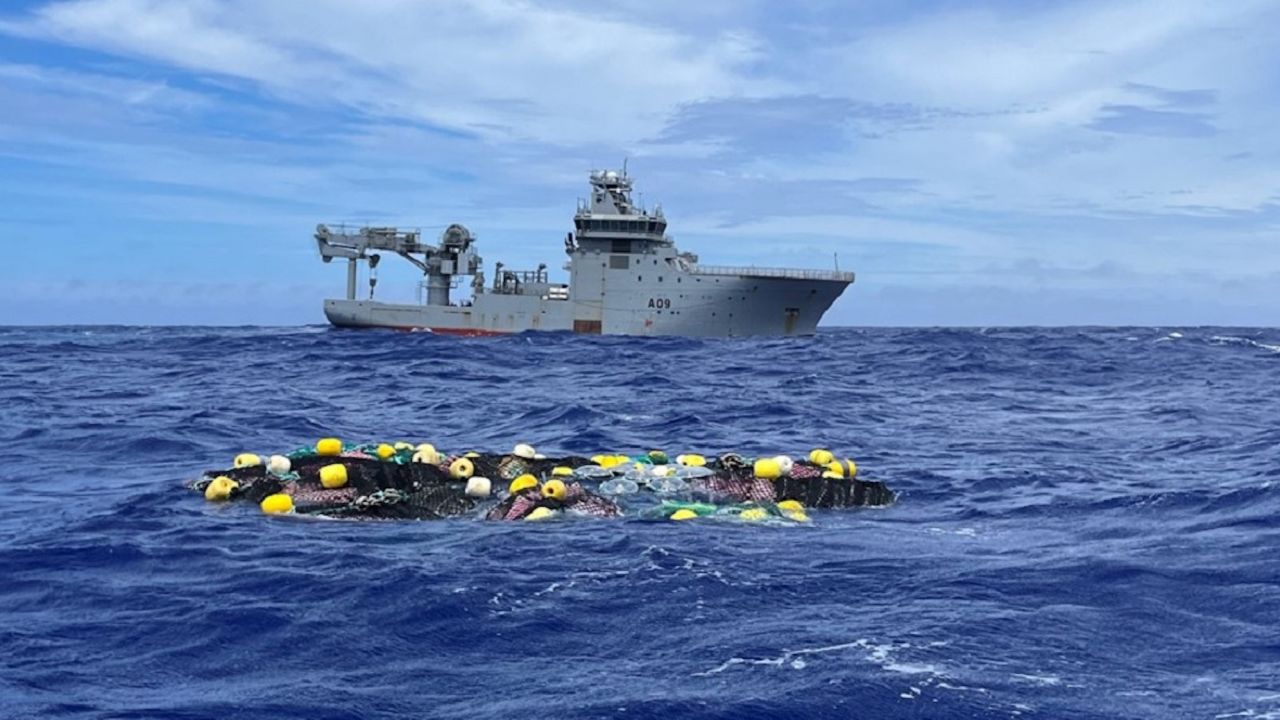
1,326 -> 1278,719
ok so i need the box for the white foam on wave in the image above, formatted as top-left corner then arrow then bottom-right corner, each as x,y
693,640 -> 869,676
692,637 -> 1057,714
496,549 -> 739,614
639,544 -> 734,585
1211,335 -> 1280,353
1214,691 -> 1280,720
927,526 -> 981,538
693,638 -> 944,680
1011,673 -> 1062,686
534,579 -> 574,596
1214,710 -> 1280,719
936,681 -> 988,694
532,568 -> 633,598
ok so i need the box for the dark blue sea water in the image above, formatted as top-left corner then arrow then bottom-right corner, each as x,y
2,326 -> 1278,719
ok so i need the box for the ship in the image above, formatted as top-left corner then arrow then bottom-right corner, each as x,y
315,168 -> 854,337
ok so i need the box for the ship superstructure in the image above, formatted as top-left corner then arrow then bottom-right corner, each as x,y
316,169 -> 853,336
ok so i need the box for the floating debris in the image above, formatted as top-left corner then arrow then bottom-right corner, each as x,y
190,441 -> 895,522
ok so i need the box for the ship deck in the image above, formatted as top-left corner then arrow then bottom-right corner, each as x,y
690,264 -> 854,282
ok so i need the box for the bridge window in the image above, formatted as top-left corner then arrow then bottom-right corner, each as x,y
611,239 -> 631,253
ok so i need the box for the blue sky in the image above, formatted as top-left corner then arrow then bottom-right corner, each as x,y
1,0 -> 1277,326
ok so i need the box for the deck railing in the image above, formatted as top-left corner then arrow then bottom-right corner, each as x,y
689,265 -> 855,282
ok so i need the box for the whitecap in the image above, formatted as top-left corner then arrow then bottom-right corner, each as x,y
1211,335 -> 1280,353
1214,710 -> 1280,719
693,638 -> 946,680
1011,673 -> 1063,686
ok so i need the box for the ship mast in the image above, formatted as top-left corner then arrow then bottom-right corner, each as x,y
571,169 -> 669,251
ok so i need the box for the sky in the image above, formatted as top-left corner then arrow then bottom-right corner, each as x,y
1,0 -> 1277,326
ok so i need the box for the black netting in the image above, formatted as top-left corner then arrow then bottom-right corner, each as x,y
464,456 -> 504,479
773,476 -> 896,508
239,475 -> 286,504
193,450 -> 893,520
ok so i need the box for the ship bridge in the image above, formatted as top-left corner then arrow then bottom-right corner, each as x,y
572,169 -> 669,248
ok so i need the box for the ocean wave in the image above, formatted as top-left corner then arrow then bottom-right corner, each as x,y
1,326 -> 1278,719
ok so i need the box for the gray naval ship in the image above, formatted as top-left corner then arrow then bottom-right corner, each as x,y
315,169 -> 854,336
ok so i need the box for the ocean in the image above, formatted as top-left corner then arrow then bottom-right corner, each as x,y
1,326 -> 1277,719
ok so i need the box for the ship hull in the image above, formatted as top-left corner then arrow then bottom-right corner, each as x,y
324,275 -> 850,337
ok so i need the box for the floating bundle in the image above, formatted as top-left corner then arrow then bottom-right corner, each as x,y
191,440 -> 895,523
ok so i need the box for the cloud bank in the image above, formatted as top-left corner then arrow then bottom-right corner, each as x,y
1,0 -> 1278,325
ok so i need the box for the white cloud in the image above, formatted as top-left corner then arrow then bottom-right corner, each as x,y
2,0 -> 1279,325
751,0 -> 1280,223
5,0 -> 761,145
0,62 -> 209,110
829,0 -> 1276,108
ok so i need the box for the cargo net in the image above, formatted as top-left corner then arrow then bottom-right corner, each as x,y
191,442 -> 895,523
